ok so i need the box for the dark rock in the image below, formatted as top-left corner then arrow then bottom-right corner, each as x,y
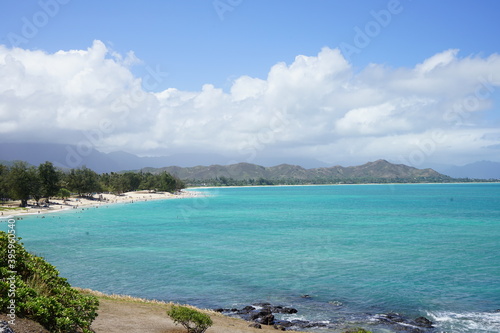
290,320 -> 315,328
0,321 -> 15,333
385,312 -> 406,323
375,313 -> 430,333
272,306 -> 298,314
257,314 -> 275,325
274,320 -> 294,328
273,324 -> 286,331
301,294 -> 311,298
250,309 -> 272,321
230,308 -> 238,312
242,305 -> 256,312
397,327 -> 424,333
414,316 -> 434,328
214,308 -> 225,312
249,323 -> 262,329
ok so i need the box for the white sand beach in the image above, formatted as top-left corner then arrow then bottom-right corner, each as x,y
0,190 -> 202,219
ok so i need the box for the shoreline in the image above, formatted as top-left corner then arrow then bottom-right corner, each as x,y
78,288 -> 440,333
0,189 -> 203,219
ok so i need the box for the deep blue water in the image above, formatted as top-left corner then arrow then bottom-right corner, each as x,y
2,184 -> 500,332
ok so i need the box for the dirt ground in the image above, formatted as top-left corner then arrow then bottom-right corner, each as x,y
0,314 -> 49,333
91,295 -> 290,333
1,290 -> 306,333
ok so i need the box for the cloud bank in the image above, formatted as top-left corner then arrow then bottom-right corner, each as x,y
1,40 -> 499,167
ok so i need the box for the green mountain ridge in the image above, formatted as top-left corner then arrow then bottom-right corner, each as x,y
140,159 -> 451,184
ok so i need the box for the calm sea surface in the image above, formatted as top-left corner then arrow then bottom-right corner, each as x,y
2,184 -> 500,332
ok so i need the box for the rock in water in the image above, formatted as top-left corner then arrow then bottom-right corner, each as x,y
250,309 -> 272,321
414,316 -> 434,328
258,314 -> 275,325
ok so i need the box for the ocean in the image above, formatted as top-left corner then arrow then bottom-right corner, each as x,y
2,184 -> 500,332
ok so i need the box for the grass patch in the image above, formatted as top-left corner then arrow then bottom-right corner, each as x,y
0,206 -> 26,211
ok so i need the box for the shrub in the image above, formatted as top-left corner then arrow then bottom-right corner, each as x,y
0,231 -> 99,332
167,305 -> 213,333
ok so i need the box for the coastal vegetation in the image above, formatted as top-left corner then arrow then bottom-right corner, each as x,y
0,231 -> 99,332
0,161 -> 185,207
167,305 -> 213,333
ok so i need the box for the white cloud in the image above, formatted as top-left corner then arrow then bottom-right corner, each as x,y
335,101 -> 412,136
0,41 -> 499,166
415,49 -> 459,74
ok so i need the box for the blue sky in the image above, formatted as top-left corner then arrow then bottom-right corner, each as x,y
2,0 -> 499,91
0,0 -> 499,167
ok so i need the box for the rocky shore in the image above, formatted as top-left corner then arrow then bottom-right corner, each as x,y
215,302 -> 437,332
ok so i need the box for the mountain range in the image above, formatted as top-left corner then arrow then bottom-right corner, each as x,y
0,142 -> 499,180
141,159 -> 451,183
439,161 -> 500,179
0,142 -> 229,173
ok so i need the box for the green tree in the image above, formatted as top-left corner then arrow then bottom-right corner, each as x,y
158,172 -> 176,192
158,172 -> 185,193
167,305 -> 213,333
6,162 -> 41,207
28,166 -> 43,205
124,172 -> 142,191
38,161 -> 60,202
109,172 -> 130,194
99,172 -> 111,191
139,172 -> 159,192
0,164 -> 9,200
67,167 -> 101,197
57,188 -> 71,200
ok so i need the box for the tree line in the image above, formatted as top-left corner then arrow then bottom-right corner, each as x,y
0,161 -> 185,207
185,175 -> 462,187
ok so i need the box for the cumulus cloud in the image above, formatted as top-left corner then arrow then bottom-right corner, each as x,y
0,41 -> 499,166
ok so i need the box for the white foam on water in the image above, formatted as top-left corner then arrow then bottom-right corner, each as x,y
427,311 -> 500,332
277,313 -> 309,322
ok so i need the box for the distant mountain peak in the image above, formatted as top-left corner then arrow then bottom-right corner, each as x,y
146,160 -> 450,183
440,160 -> 500,179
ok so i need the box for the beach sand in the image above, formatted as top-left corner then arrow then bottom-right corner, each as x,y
0,190 -> 202,219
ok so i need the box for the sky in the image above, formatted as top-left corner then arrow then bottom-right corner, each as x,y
0,0 -> 500,168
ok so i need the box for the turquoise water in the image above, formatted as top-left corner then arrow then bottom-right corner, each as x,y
2,184 -> 500,332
